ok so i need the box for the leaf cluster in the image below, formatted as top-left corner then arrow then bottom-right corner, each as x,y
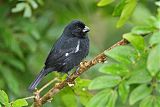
0,90 -> 28,107
88,6 -> 160,107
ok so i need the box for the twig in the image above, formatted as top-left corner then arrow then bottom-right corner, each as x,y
33,39 -> 128,107
38,78 -> 59,93
23,96 -> 35,100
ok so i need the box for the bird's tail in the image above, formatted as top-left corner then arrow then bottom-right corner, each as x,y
28,68 -> 47,91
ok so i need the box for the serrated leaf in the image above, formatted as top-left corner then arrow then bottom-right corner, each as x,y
0,66 -> 20,95
12,99 -> 28,107
117,0 -> 137,28
118,82 -> 129,103
106,90 -> 118,107
129,84 -> 152,105
11,3 -> 26,13
0,90 -> 9,105
87,89 -> 112,107
112,0 -> 126,16
97,0 -> 115,7
149,31 -> 160,45
123,33 -> 145,51
23,4 -> 32,17
147,44 -> 160,76
88,75 -> 121,90
132,26 -> 154,35
105,46 -> 137,65
127,69 -> 152,84
99,63 -> 129,76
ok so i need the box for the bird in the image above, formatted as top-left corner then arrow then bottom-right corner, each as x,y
28,20 -> 90,91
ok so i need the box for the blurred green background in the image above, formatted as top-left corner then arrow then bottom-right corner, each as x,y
0,0 -> 157,106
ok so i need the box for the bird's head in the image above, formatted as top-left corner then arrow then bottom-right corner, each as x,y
64,20 -> 90,38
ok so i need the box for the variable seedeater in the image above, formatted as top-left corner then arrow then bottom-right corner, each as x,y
28,20 -> 90,91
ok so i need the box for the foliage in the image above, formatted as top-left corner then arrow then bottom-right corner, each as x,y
0,0 -> 159,107
97,0 -> 138,28
88,5 -> 160,107
0,90 -> 28,107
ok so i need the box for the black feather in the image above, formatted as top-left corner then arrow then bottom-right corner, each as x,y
28,20 -> 90,91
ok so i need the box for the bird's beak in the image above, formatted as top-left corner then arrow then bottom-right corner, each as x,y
83,26 -> 90,33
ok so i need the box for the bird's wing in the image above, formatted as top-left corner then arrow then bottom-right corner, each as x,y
44,37 -> 80,68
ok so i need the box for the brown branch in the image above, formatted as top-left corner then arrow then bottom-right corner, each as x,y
33,39 -> 128,107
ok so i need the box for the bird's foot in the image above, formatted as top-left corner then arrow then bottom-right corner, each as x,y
75,66 -> 80,75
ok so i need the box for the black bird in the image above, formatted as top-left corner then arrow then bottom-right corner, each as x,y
28,20 -> 90,91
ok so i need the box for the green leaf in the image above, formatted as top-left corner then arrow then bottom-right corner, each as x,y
97,0 -> 115,7
87,89 -> 112,107
123,33 -> 145,51
105,45 -> 137,65
0,27 -> 23,57
129,84 -> 152,105
37,0 -> 44,5
117,0 -> 137,28
11,3 -> 26,13
12,99 -> 28,107
99,63 -> 129,76
0,53 -> 25,72
88,75 -> 121,90
156,83 -> 160,94
118,82 -> 129,103
28,0 -> 38,9
149,31 -> 160,45
140,96 -> 153,107
0,90 -> 9,105
73,78 -> 92,106
61,92 -> 77,107
155,1 -> 160,7
19,35 -> 37,52
106,90 -> 118,107
23,4 -> 32,17
0,104 -> 1,107
154,96 -> 160,107
0,66 -> 20,95
140,95 -> 160,107
5,103 -> 11,107
112,0 -> 126,16
127,69 -> 152,84
132,26 -> 154,35
147,44 -> 160,76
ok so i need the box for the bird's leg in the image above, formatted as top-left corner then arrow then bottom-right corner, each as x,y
66,72 -> 70,80
75,66 -> 80,75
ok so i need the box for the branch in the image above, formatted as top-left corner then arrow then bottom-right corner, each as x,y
33,39 -> 128,107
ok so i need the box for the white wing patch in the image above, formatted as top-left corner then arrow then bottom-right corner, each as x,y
64,40 -> 80,57
75,40 -> 80,53
65,53 -> 69,56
